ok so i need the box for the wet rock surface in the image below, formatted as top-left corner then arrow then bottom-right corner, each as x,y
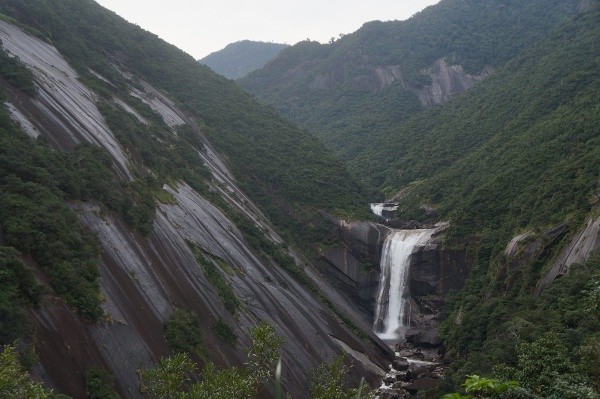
377,343 -> 446,399
317,219 -> 392,313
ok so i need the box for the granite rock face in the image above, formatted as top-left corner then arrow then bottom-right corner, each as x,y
536,217 -> 600,294
413,58 -> 493,107
317,221 -> 392,314
404,235 -> 471,346
320,220 -> 470,347
0,19 -> 393,398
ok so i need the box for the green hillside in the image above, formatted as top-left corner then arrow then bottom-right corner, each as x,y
374,7 -> 600,251
379,7 -> 600,393
240,0 -> 581,188
199,40 -> 289,79
0,0 -> 368,243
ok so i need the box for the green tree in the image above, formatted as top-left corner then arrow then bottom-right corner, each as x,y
139,321 -> 284,398
578,336 -> 600,392
494,333 -> 598,399
164,309 -> 203,356
139,353 -> 194,399
442,375 -> 519,399
0,345 -> 51,399
84,367 -> 120,399
246,321 -> 284,383
309,356 -> 374,399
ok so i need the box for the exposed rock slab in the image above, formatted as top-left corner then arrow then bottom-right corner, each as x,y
415,58 -> 493,107
536,217 -> 600,294
113,97 -> 148,124
4,101 -> 41,137
0,20 -> 132,178
130,81 -> 186,127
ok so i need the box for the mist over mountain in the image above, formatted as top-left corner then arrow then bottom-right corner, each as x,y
199,40 -> 289,79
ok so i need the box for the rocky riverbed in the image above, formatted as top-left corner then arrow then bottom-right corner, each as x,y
377,344 -> 446,399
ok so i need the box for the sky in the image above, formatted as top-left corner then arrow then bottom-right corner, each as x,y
94,0 -> 441,59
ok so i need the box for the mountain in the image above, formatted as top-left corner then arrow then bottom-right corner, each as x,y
199,40 -> 289,79
384,6 -> 600,387
1,0 -> 599,397
0,0 -> 389,397
240,0 -> 582,188
339,5 -> 600,396
246,0 -> 600,395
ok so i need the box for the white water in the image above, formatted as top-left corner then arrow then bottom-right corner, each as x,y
374,229 -> 435,341
370,203 -> 385,217
370,203 -> 399,219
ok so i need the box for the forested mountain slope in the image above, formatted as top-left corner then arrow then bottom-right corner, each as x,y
372,6 -> 600,253
0,0 -> 389,397
0,0 -> 370,241
379,6 -> 600,394
199,40 -> 289,79
240,0 -> 581,188
250,1 -> 600,395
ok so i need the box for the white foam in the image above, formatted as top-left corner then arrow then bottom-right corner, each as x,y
374,229 -> 435,341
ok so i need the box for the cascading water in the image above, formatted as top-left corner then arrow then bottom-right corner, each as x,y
374,229 -> 435,341
370,203 -> 385,217
370,203 -> 399,220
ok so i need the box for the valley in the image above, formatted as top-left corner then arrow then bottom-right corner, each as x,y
0,0 -> 599,398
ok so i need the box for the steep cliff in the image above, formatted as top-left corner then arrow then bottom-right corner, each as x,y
0,3 -> 391,397
317,216 -> 470,350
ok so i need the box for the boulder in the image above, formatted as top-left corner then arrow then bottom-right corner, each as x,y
405,378 -> 440,395
395,370 -> 412,382
392,358 -> 410,371
405,328 -> 442,348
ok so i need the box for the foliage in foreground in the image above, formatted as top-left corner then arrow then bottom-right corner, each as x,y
84,367 -> 120,399
140,321 -> 282,399
309,356 -> 373,399
0,345 -> 51,399
141,321 -> 371,399
443,333 -> 599,399
442,375 -> 517,399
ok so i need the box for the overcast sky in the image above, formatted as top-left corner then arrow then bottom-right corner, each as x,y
94,0 -> 441,59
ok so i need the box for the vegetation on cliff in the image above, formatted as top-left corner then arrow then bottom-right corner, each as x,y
0,1 -> 384,397
0,0 -> 370,242
240,0 -> 581,186
0,0 -> 370,344
388,8 -> 600,395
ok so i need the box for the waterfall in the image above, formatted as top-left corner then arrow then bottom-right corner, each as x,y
374,229 -> 435,341
370,203 -> 399,219
370,203 -> 385,217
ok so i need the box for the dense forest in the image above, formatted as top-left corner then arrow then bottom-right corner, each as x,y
406,9 -> 600,395
240,0 -> 582,189
242,0 -> 600,397
0,0 -> 372,245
